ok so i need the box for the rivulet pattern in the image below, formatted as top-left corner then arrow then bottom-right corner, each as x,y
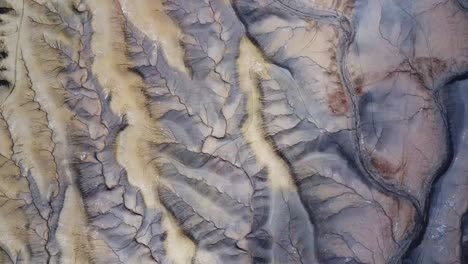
0,0 -> 466,263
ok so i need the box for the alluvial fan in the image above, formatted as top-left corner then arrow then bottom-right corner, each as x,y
0,0 -> 467,263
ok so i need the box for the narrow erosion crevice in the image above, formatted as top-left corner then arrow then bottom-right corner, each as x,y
402,79 -> 460,262
237,35 -> 319,262
0,7 -> 12,14
337,19 -> 427,264
237,36 -> 295,194
0,1 -> 465,263
458,0 -> 468,10
444,70 -> 468,87
462,212 -> 468,263
235,2 -> 431,263
1,0 -> 24,107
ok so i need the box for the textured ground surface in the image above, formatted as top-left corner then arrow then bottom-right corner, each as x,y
0,0 -> 467,263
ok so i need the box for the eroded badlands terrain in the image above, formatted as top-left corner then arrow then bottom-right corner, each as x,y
0,0 -> 466,263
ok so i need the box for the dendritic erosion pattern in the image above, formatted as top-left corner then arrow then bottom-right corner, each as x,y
0,0 -> 466,263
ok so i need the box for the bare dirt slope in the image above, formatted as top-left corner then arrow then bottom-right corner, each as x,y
0,0 -> 467,263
